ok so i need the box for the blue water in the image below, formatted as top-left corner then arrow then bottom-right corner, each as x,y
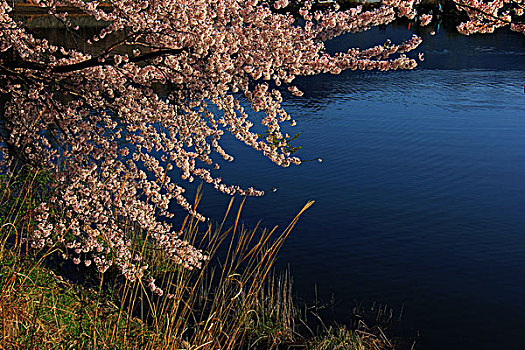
174,24 -> 525,349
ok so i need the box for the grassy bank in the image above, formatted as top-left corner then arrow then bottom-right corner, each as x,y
0,168 -> 399,349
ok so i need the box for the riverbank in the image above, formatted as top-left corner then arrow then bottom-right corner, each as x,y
0,169 -> 402,349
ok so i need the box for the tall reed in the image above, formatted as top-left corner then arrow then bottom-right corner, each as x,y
121,191 -> 314,349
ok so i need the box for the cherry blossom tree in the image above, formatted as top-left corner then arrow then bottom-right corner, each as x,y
0,0 -> 426,285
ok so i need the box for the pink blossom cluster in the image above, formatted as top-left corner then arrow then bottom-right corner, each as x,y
419,13 -> 433,26
0,0 -> 425,284
382,0 -> 420,20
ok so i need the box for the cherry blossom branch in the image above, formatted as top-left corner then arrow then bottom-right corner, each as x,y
452,0 -> 515,24
450,0 -> 525,35
2,48 -> 187,73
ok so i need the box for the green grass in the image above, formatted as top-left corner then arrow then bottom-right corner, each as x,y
0,247 -> 152,348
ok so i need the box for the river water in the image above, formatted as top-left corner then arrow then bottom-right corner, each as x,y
180,23 -> 525,350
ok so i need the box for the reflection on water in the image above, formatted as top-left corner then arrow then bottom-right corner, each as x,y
176,24 -> 525,350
